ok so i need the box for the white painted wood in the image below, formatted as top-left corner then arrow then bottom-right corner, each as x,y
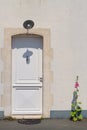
12,87 -> 42,114
12,36 -> 43,114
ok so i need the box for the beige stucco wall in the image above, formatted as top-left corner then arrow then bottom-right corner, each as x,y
0,0 -> 87,117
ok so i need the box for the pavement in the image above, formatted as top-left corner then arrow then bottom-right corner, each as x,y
0,119 -> 87,130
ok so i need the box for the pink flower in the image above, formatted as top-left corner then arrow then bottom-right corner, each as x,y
75,81 -> 79,88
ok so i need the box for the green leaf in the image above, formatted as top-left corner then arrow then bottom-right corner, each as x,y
77,115 -> 83,120
73,117 -> 77,122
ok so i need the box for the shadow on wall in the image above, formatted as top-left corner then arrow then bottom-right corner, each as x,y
23,49 -> 33,64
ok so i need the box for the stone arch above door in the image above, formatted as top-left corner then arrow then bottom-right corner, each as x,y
2,28 -> 53,118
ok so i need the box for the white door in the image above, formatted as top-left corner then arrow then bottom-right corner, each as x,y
12,36 -> 43,115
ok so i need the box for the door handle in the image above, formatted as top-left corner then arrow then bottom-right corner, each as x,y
39,77 -> 43,82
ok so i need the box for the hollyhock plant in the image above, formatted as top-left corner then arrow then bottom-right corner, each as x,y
75,81 -> 79,88
75,76 -> 79,88
70,76 -> 83,121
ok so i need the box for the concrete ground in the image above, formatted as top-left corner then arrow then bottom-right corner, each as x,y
0,119 -> 87,130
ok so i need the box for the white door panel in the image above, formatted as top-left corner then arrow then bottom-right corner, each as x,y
12,86 -> 42,114
12,36 -> 43,114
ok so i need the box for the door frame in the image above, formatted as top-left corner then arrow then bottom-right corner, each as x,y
2,28 -> 53,118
